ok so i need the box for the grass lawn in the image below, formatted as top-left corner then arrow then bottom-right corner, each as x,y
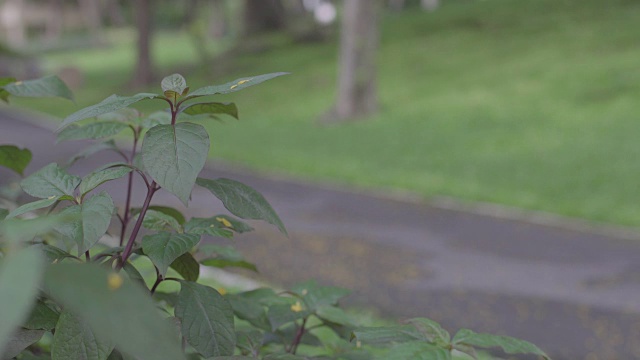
12,0 -> 640,227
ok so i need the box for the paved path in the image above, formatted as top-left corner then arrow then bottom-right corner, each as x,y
2,110 -> 640,359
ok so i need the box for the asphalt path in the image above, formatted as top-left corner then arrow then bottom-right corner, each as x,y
1,109 -> 640,359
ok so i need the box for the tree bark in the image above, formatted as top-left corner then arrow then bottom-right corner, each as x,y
132,0 -> 154,87
330,0 -> 378,121
243,0 -> 286,36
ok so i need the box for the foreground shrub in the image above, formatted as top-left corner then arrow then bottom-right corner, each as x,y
0,75 -> 550,360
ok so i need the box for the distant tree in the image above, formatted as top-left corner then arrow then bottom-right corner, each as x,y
78,0 -> 103,42
243,0 -> 286,36
209,0 -> 228,39
132,0 -> 154,86
325,0 -> 378,122
105,0 -> 125,26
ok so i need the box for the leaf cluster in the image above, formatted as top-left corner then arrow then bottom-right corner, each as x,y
0,75 -> 551,360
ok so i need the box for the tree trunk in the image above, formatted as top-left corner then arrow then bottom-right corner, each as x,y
330,0 -> 378,121
1,0 -> 27,48
208,0 -> 227,39
243,0 -> 286,36
78,0 -> 103,42
132,0 -> 154,87
105,0 -> 125,26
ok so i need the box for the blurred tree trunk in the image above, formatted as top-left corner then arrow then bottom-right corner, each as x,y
45,0 -> 64,40
105,0 -> 125,26
327,0 -> 378,122
78,0 -> 104,42
132,0 -> 154,86
1,0 -> 26,48
209,0 -> 227,39
243,0 -> 285,36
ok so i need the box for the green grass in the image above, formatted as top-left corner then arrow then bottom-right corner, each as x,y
13,0 -> 640,227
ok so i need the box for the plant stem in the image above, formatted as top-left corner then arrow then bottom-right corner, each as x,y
150,276 -> 163,295
119,133 -> 139,246
84,251 -> 91,262
118,181 -> 158,270
290,318 -> 307,354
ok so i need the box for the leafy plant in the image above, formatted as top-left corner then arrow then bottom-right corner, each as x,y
0,74 -> 551,360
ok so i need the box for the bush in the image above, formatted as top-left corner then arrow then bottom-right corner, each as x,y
0,74 -> 551,360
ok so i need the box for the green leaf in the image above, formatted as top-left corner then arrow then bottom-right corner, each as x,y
32,243 -> 77,263
97,108 -> 140,123
182,102 -> 238,120
55,192 -> 115,254
263,355 -> 308,360
226,293 -> 272,331
65,140 -> 120,168
6,196 -> 63,219
131,206 -> 186,225
185,72 -> 289,100
183,217 -> 234,238
0,208 -> 7,221
52,311 -> 114,360
405,318 -> 451,347
43,263 -> 185,360
291,280 -> 350,311
213,215 -> 254,233
142,232 -> 200,277
382,341 -> 452,360
1,215 -> 72,244
122,262 -> 146,288
141,209 -> 183,233
161,74 -> 187,95
59,93 -> 159,130
57,121 -> 130,143
0,248 -> 44,356
20,163 -> 81,198
0,145 -> 32,175
175,281 -> 235,357
0,77 -> 16,102
23,300 -> 60,330
198,244 -> 257,272
3,75 -> 73,101
316,306 -> 354,327
142,123 -> 210,205
79,164 -> 133,196
170,252 -> 200,282
351,326 -> 423,345
1,328 -> 45,359
196,178 -> 287,235
452,329 -> 550,359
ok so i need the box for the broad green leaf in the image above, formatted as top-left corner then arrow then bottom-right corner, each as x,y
1,214 -> 71,244
57,121 -> 130,143
263,355 -> 308,360
32,243 -> 77,264
352,326 -> 423,345
131,206 -> 186,225
170,252 -> 200,282
452,329 -> 549,359
196,178 -> 287,235
1,328 -> 45,359
316,306 -> 354,327
182,102 -> 238,120
3,75 -> 73,101
183,217 -> 234,238
214,357 -> 255,360
380,341 -> 452,360
175,281 -> 235,357
65,140 -> 120,168
23,300 -> 60,330
161,74 -> 187,95
141,209 -> 183,233
0,145 -> 32,175
140,111 -> 171,128
226,293 -> 272,330
405,318 -> 451,347
266,304 -> 311,331
198,244 -> 257,272
43,263 -> 185,360
235,329 -> 263,354
291,280 -> 350,311
185,72 -> 289,100
79,165 -> 133,196
6,196 -> 61,219
122,262 -> 146,289
0,208 -> 7,221
97,108 -> 140,123
213,215 -> 254,233
59,93 -> 160,130
55,192 -> 115,254
142,123 -> 210,205
20,163 -> 80,198
142,232 -> 200,277
0,248 -> 44,356
52,311 -> 114,360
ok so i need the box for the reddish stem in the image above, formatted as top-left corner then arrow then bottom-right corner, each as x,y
118,181 -> 157,270
119,134 -> 139,246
